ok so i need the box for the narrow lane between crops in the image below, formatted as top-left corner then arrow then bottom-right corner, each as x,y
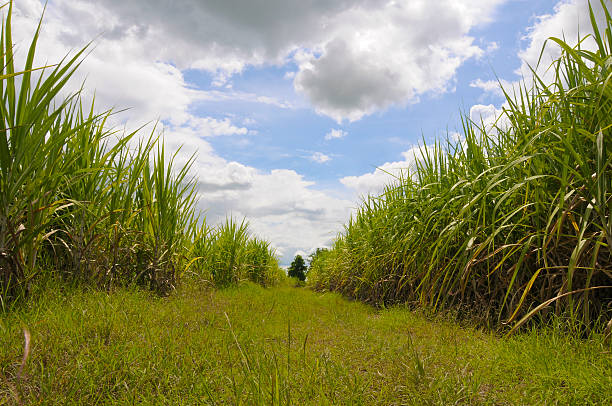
1,282 -> 610,405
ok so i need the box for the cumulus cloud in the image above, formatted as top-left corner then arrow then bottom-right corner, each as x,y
325,128 -> 348,140
469,78 -> 515,98
11,0 -> 296,130
341,146 -> 431,197
18,0 -> 507,123
294,0 -> 506,122
193,166 -> 353,262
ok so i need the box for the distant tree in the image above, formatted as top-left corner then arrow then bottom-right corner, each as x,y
288,255 -> 307,281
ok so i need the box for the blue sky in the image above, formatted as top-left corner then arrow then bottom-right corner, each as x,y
14,0 -> 604,264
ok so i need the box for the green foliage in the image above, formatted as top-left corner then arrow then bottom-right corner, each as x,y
309,1 -> 612,331
308,248 -> 328,270
307,248 -> 329,280
1,284 -> 609,404
0,2 -> 281,306
288,255 -> 307,281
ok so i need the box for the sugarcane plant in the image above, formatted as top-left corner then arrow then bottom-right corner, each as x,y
0,1 -> 282,307
308,0 -> 612,332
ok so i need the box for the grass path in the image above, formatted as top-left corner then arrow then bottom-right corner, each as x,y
1,282 -> 611,405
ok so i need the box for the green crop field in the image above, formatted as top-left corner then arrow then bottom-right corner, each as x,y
1,0 -> 612,404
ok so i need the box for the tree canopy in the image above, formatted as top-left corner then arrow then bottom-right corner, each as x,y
288,255 -> 307,281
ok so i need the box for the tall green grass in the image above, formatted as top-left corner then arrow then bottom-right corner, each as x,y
0,2 -> 281,307
309,1 -> 612,331
188,218 -> 284,288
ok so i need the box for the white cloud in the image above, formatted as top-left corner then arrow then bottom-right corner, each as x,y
192,166 -> 354,264
310,152 -> 332,163
11,1 -> 295,131
469,104 -> 504,128
486,41 -> 499,53
469,78 -> 515,97
340,146 -> 431,197
294,0 -> 506,122
325,128 -> 348,140
255,95 -> 294,109
180,117 -> 249,137
18,0 -> 508,123
449,131 -> 462,142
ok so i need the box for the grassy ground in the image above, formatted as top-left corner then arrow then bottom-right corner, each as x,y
1,282 -> 610,405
